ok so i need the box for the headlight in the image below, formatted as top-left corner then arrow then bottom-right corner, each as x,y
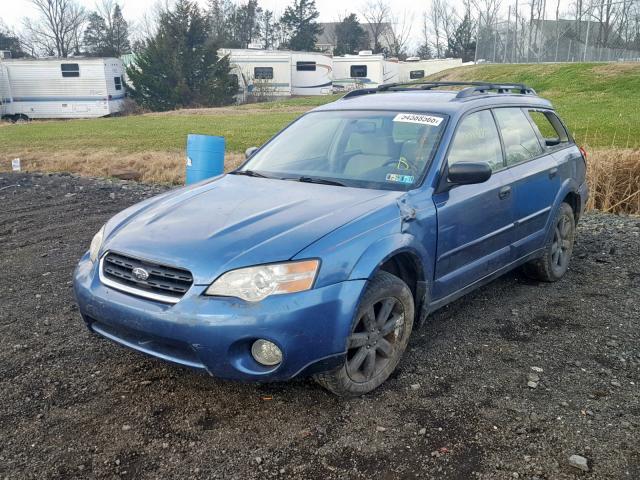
204,260 -> 319,302
89,225 -> 105,263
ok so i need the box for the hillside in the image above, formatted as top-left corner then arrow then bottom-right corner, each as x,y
427,63 -> 640,148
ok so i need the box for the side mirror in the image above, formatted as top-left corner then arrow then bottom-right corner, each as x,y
245,146 -> 259,159
447,162 -> 492,185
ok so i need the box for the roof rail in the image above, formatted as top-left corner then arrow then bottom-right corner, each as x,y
342,81 -> 536,100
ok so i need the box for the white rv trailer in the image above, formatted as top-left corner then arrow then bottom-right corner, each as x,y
332,51 -> 400,90
290,52 -> 332,95
0,62 -> 10,119
220,49 -> 292,100
397,58 -> 464,83
0,57 -> 125,121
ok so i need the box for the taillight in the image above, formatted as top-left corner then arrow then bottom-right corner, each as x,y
579,146 -> 587,160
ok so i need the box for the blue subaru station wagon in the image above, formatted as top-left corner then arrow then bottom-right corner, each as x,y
74,82 -> 588,396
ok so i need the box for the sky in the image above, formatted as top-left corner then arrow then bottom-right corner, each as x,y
2,0 -> 575,53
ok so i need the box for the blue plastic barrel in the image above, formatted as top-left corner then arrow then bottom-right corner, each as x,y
185,134 -> 225,185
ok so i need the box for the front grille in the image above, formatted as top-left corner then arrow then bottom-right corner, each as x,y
101,252 -> 193,302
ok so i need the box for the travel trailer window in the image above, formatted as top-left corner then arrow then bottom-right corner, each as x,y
61,63 -> 80,78
296,62 -> 316,71
410,70 -> 425,79
254,67 -> 274,79
114,76 -> 122,90
350,65 -> 367,78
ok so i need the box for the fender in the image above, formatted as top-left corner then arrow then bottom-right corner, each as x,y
348,232 -> 433,283
543,177 -> 579,243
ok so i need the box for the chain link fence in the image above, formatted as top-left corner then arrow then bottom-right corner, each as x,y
475,19 -> 640,63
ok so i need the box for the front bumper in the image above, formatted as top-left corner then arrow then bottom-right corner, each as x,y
73,253 -> 366,381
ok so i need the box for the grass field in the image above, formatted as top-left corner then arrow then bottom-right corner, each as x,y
1,63 -> 638,211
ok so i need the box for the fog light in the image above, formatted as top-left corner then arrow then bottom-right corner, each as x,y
251,339 -> 282,366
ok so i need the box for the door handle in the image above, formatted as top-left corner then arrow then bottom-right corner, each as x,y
549,167 -> 558,179
499,186 -> 512,200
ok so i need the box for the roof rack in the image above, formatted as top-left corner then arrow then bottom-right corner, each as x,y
341,81 -> 536,100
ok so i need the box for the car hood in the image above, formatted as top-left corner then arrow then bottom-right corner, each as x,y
103,174 -> 400,284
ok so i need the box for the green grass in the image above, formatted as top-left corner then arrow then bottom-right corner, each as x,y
1,63 -> 639,159
428,63 -> 640,148
1,111 -> 302,154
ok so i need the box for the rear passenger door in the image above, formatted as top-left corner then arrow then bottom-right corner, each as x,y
493,107 -> 561,258
432,109 -> 516,300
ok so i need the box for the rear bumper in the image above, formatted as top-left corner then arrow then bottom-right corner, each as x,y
73,253 -> 365,381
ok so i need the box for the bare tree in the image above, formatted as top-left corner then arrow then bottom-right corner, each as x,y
426,0 -> 458,58
360,0 -> 390,53
384,9 -> 412,57
21,0 -> 86,57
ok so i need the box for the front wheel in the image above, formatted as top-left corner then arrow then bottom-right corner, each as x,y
524,202 -> 576,282
314,271 -> 414,396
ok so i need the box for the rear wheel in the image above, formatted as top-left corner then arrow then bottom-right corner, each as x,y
524,202 -> 575,282
314,271 -> 414,396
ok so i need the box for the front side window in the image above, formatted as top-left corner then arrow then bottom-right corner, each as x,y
527,110 -> 569,148
61,63 -> 80,78
493,108 -> 544,166
410,70 -> 425,79
351,65 -> 367,78
254,67 -> 273,79
240,110 -> 448,191
447,110 -> 503,172
296,61 -> 316,71
114,76 -> 122,90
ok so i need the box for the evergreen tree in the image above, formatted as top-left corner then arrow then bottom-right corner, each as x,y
110,5 -> 130,56
127,0 -> 236,111
83,12 -> 109,56
334,14 -> 369,56
279,0 -> 322,51
416,43 -> 433,59
0,26 -> 28,58
260,10 -> 277,49
446,12 -> 476,62
83,3 -> 130,56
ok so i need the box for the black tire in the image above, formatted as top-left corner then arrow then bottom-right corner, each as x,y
524,202 -> 576,282
314,271 -> 414,397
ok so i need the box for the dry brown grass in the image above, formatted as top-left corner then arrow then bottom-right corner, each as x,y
586,148 -> 640,214
1,149 -> 245,185
2,147 -> 639,214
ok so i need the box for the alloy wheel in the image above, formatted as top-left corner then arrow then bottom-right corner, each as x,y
346,297 -> 406,383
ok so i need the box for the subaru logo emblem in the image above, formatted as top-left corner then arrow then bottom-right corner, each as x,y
132,267 -> 149,281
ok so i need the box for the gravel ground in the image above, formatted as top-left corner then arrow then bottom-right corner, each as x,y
1,172 -> 638,480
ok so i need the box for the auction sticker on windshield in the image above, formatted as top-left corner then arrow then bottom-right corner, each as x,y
393,113 -> 443,126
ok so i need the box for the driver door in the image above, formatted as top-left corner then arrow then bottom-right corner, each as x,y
431,109 -> 516,300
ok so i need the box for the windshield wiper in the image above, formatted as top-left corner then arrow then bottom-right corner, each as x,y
231,169 -> 269,178
296,176 -> 347,187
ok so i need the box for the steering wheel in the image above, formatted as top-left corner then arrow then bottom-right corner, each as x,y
381,158 -> 419,176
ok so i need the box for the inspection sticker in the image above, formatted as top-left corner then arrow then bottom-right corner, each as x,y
386,173 -> 415,184
393,113 -> 443,126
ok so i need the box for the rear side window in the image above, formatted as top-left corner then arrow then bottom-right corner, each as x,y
114,76 -> 122,90
493,108 -> 544,166
527,110 -> 569,148
351,65 -> 367,77
296,61 -> 316,71
409,70 -> 425,79
61,63 -> 80,78
254,67 -> 273,79
448,110 -> 503,172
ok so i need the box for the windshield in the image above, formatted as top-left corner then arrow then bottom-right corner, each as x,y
239,110 -> 448,191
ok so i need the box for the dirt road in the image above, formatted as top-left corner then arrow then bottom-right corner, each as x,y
1,173 -> 638,479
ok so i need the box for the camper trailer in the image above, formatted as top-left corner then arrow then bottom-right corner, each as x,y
398,58 -> 464,83
0,62 -> 10,119
221,49 -> 292,100
0,57 -> 125,121
332,51 -> 400,90
290,52 -> 332,95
